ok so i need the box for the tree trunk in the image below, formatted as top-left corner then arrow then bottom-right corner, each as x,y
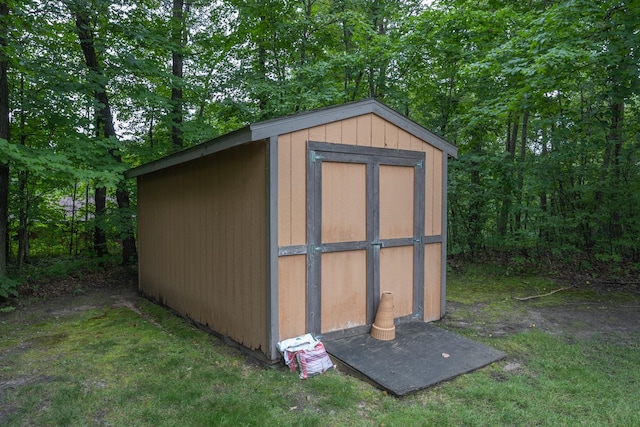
72,3 -> 137,264
368,1 -> 388,100
498,114 -> 518,237
515,109 -> 529,231
256,15 -> 269,116
539,128 -> 549,244
0,0 -> 10,275
116,180 -> 137,264
467,132 -> 484,257
68,181 -> 78,256
299,0 -> 312,67
17,171 -> 29,273
94,186 -> 107,257
17,74 -> 29,273
607,101 -> 624,241
171,0 -> 186,149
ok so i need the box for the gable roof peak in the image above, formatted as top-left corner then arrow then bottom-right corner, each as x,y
126,99 -> 456,179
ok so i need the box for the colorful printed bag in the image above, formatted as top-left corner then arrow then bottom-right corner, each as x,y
296,342 -> 334,379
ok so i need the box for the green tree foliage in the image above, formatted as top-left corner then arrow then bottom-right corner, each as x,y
444,0 -> 640,268
0,0 -> 10,275
0,0 -> 637,279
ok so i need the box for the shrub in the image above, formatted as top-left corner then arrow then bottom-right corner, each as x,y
0,274 -> 20,300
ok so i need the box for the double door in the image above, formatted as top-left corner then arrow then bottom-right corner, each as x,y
306,141 -> 426,335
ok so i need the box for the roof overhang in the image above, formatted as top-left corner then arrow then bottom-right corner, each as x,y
125,98 -> 458,179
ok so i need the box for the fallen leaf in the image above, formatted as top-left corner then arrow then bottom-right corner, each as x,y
503,362 -> 521,372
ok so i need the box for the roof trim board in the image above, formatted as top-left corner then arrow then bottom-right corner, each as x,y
125,127 -> 252,179
125,99 -> 457,179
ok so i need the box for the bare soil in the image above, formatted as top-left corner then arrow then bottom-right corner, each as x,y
3,267 -> 141,326
3,268 -> 640,344
442,290 -> 640,344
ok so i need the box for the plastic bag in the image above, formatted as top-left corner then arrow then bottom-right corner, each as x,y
296,342 -> 334,379
277,334 -> 334,379
277,333 -> 318,373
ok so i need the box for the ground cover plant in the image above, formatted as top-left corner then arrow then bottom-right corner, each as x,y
1,265 -> 639,426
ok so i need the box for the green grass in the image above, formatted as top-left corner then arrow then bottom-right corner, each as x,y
1,266 -> 640,426
447,263 -> 561,304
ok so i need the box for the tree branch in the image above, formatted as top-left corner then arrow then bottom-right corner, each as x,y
515,286 -> 572,301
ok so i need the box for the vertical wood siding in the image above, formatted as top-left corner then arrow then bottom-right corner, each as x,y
380,246 -> 414,317
321,162 -> 367,243
277,255 -> 307,340
321,250 -> 368,332
423,243 -> 442,321
424,146 -> 444,236
379,164 -> 415,318
138,141 -> 267,351
276,113 -> 447,339
319,162 -> 368,333
379,165 -> 414,239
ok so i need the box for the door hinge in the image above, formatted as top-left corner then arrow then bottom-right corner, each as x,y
309,150 -> 325,163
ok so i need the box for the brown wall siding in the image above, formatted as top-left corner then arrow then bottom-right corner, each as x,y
379,165 -> 414,239
423,243 -> 442,321
321,162 -> 367,243
277,131 -> 307,247
276,113 -> 447,337
425,146 -> 444,236
277,113 -> 444,248
138,141 -> 267,351
321,250 -> 368,332
277,255 -> 306,340
380,246 -> 414,317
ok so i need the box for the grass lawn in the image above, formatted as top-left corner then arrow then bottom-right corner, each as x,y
1,265 -> 639,426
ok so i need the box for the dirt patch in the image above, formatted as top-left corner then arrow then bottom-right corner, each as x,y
3,268 -> 640,365
4,269 -> 639,345
1,267 -> 141,326
0,270 -> 143,425
536,301 -> 640,341
442,292 -> 640,344
0,375 -> 56,393
0,375 -> 57,425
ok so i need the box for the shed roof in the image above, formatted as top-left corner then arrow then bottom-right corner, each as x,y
125,98 -> 457,179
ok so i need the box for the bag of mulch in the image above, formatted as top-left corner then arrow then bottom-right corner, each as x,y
277,333 -> 318,373
295,342 -> 334,379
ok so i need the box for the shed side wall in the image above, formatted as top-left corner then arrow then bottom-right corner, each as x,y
138,141 -> 267,351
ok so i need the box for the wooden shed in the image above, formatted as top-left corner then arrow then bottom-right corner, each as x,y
125,99 -> 458,361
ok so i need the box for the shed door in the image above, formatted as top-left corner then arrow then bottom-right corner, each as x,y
307,141 -> 425,335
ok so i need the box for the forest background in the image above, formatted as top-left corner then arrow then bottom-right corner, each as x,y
0,0 -> 638,295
